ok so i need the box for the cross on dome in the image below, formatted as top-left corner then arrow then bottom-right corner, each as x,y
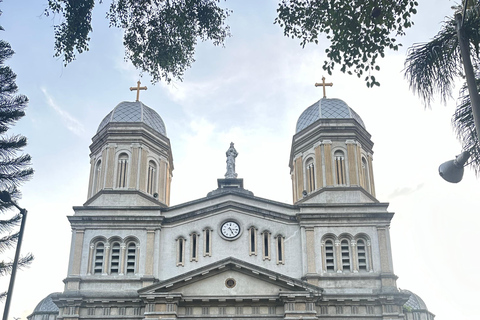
315,76 -> 333,98
130,80 -> 147,101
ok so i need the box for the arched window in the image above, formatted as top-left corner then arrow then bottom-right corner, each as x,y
177,237 -> 186,266
334,151 -> 346,185
147,160 -> 157,195
276,235 -> 285,264
117,153 -> 129,188
305,158 -> 315,193
249,227 -> 257,256
324,239 -> 335,272
126,242 -> 137,274
110,242 -> 121,274
262,231 -> 271,260
93,242 -> 105,275
190,233 -> 199,261
357,239 -> 368,271
93,159 -> 102,194
361,157 -> 370,192
203,228 -> 212,257
341,239 -> 351,272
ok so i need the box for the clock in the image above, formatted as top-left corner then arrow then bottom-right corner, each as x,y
221,221 -> 241,239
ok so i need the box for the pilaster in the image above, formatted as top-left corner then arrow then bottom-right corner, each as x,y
323,140 -> 333,186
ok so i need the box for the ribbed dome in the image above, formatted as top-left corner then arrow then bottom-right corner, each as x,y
402,289 -> 429,310
32,293 -> 59,313
97,101 -> 167,136
295,98 -> 365,133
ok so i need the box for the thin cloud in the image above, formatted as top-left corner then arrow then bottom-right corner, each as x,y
388,183 -> 425,199
42,88 -> 85,136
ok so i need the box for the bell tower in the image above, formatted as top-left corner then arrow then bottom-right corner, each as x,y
290,91 -> 375,204
86,99 -> 173,206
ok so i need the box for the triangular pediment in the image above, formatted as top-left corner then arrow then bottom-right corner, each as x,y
139,257 -> 322,298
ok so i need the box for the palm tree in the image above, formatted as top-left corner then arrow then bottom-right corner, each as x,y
404,4 -> 480,175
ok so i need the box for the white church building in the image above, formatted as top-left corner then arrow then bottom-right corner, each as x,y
28,87 -> 434,320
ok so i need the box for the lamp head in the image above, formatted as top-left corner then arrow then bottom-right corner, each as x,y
439,151 -> 470,183
0,190 -> 12,203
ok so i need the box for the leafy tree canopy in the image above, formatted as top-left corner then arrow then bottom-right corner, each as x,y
275,0 -> 418,87
45,0 -> 231,83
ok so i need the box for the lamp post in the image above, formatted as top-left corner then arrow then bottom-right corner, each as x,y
0,191 -> 28,320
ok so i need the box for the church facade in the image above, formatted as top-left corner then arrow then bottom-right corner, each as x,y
28,91 -> 434,320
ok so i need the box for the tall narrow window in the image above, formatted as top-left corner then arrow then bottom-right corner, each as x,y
126,242 -> 137,274
262,231 -> 271,260
276,235 -> 285,264
117,153 -> 129,188
147,160 -> 157,195
190,233 -> 198,261
341,240 -> 351,272
177,237 -> 185,266
110,242 -> 120,274
93,242 -> 105,274
325,240 -> 335,272
249,227 -> 257,255
361,157 -> 370,192
357,239 -> 368,271
203,228 -> 212,257
306,158 -> 315,192
334,151 -> 346,185
93,159 -> 102,194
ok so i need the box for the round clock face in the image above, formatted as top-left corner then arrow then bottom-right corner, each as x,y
221,221 -> 240,238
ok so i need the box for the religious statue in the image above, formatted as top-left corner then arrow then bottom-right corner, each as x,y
225,142 -> 238,179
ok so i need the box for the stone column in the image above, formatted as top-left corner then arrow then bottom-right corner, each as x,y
145,229 -> 156,275
346,140 -> 358,186
138,147 -> 148,193
103,244 -> 110,275
314,143 -> 324,189
130,143 -> 140,190
104,144 -> 116,189
294,155 -> 303,201
367,153 -> 376,197
119,244 -> 126,275
335,240 -> 341,272
351,240 -> 358,272
322,140 -> 333,186
305,228 -> 316,274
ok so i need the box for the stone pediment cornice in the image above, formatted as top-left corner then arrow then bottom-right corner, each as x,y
138,257 -> 323,296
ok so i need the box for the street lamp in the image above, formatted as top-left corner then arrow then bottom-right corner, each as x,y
439,151 -> 471,183
0,191 -> 28,320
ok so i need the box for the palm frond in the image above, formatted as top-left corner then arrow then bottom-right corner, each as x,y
404,16 -> 461,106
453,80 -> 480,175
0,253 -> 34,277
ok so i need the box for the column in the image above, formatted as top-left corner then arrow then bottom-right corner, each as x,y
314,144 -> 324,189
294,155 -> 303,200
323,140 -> 333,186
346,140 -> 358,186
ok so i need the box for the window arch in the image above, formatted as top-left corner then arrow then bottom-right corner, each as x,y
93,159 -> 102,194
249,226 -> 257,256
305,158 -> 315,193
117,153 -> 129,188
93,241 -> 106,275
334,150 -> 346,185
324,239 -> 336,272
147,160 -> 157,195
190,232 -> 199,262
262,231 -> 271,260
276,234 -> 285,265
176,237 -> 186,266
125,241 -> 137,274
109,241 -> 121,274
203,228 -> 212,257
340,239 -> 351,272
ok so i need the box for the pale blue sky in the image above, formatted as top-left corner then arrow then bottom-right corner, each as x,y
1,1 -> 479,320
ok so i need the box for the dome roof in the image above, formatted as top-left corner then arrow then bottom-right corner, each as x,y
295,98 -> 365,133
32,292 -> 59,313
97,101 -> 167,136
401,289 -> 429,310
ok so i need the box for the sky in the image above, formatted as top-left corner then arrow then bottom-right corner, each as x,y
0,0 -> 479,319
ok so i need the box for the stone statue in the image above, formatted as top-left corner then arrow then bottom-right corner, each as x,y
225,142 -> 238,178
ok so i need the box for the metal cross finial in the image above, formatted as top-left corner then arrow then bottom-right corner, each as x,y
315,76 -> 333,98
130,80 -> 147,101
